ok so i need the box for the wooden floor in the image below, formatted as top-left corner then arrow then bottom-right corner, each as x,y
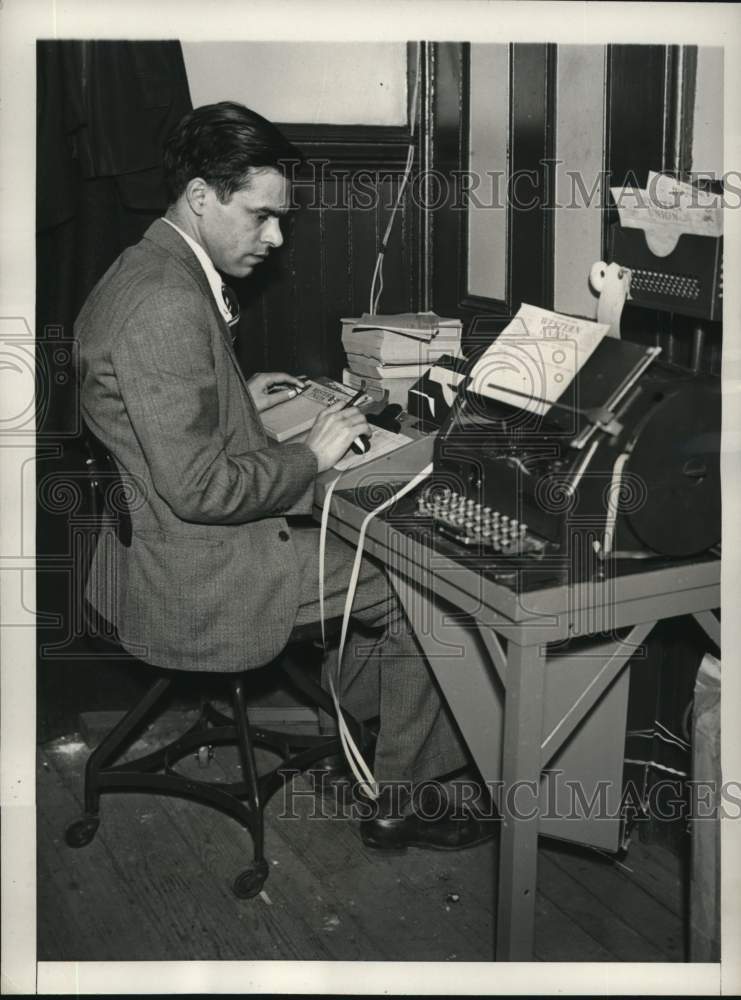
37,710 -> 687,963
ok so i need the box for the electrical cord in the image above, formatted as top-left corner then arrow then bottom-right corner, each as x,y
368,44 -> 421,315
653,718 -> 690,751
628,719 -> 691,751
624,758 -> 688,778
627,729 -> 690,753
319,462 -> 433,799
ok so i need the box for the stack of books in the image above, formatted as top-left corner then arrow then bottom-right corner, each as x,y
341,312 -> 463,407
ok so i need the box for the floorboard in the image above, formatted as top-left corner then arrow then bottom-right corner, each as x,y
606,838 -> 684,918
37,714 -> 688,963
544,842 -> 684,960
537,851 -> 668,961
38,748 -> 176,960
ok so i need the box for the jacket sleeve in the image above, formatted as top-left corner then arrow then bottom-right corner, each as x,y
111,286 -> 318,525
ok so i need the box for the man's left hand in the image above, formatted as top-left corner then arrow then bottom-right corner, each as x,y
247,372 -> 306,413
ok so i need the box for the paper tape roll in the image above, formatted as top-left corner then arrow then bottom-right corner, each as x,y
589,261 -> 631,339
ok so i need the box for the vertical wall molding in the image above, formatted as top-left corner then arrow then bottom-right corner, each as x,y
676,46 -> 699,179
420,41 -> 435,310
428,42 -> 557,336
663,43 -> 698,180
553,45 -> 607,319
692,47 -> 723,180
467,44 -> 510,303
506,43 -> 558,313
603,44 -> 674,256
428,42 -> 470,320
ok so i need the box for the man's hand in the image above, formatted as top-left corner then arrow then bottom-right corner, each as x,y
306,401 -> 372,473
247,371 -> 306,413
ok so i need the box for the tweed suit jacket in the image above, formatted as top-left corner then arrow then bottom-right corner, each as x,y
76,219 -> 319,672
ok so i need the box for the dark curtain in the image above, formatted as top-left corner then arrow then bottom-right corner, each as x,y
36,40 -> 192,741
36,39 -> 192,434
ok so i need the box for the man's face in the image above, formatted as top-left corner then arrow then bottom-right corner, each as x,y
200,166 -> 290,278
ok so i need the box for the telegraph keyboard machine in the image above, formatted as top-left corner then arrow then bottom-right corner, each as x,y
346,334 -> 721,590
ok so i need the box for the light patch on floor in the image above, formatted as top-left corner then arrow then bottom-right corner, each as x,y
47,736 -> 87,757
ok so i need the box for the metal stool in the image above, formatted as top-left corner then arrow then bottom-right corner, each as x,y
64,428 -> 371,899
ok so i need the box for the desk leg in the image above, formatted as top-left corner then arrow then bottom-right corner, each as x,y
693,610 -> 720,649
496,640 -> 545,962
386,569 -> 505,785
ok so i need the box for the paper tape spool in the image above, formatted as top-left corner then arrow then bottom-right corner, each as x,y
589,261 -> 632,339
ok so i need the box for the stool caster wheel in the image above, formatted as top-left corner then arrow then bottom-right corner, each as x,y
65,815 -> 100,848
232,859 -> 269,899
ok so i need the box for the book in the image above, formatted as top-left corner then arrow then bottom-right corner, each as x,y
344,355 -> 433,379
349,311 -> 462,342
341,324 -> 462,365
259,376 -> 367,442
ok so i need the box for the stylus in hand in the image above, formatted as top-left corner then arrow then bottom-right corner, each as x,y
342,389 -> 371,455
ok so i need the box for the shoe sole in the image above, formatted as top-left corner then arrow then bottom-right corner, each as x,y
361,829 -> 498,853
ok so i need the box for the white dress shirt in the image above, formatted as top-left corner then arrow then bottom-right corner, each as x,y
162,217 -> 233,324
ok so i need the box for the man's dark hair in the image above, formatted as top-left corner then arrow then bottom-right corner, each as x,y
163,101 -> 302,204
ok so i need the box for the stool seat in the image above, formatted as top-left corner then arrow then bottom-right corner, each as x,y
83,598 -> 343,662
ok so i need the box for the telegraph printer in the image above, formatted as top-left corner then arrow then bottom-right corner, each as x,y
379,324 -> 721,587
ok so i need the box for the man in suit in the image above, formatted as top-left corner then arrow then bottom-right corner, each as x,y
77,101 -> 494,850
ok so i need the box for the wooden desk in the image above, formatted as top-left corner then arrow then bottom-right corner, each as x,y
315,437 -> 721,960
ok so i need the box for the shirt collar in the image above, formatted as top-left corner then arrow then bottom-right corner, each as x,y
161,217 -> 232,322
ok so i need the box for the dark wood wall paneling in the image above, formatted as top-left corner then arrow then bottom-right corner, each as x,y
234,126 -> 421,382
604,45 -> 674,195
507,43 -> 557,317
427,43 -> 467,322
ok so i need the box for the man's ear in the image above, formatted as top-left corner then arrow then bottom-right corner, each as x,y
184,177 -> 209,217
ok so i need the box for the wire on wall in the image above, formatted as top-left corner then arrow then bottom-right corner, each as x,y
368,43 -> 421,316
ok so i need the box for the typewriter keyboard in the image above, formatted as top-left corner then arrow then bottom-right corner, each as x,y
415,486 -> 546,555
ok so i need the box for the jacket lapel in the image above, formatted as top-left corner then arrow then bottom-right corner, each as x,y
142,219 -> 254,397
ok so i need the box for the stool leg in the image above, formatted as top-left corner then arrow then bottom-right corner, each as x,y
84,677 -> 172,814
66,676 -> 172,848
281,657 -> 374,751
230,675 -> 269,899
281,656 -> 337,719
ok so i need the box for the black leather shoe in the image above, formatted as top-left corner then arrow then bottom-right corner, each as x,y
360,782 -> 499,852
308,754 -> 356,800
